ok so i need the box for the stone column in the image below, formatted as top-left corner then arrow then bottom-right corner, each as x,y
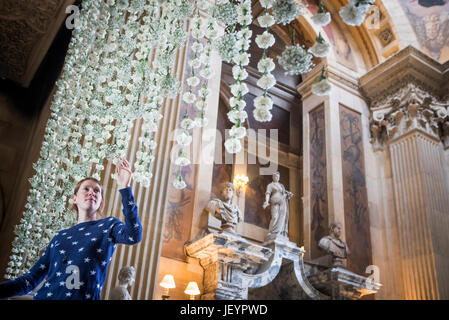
360,46 -> 449,299
298,61 -> 375,278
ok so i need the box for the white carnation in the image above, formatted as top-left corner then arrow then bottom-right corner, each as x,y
176,132 -> 193,146
227,110 -> 248,124
230,82 -> 249,96
254,96 -> 273,110
175,156 -> 191,167
311,78 -> 332,96
233,53 -> 250,66
339,0 -> 370,26
173,176 -> 187,189
311,12 -> 331,27
230,97 -> 246,110
229,126 -> 247,139
253,108 -> 273,122
255,31 -> 275,49
257,57 -> 275,73
232,65 -> 249,80
257,74 -> 276,90
183,92 -> 196,104
194,117 -> 208,127
260,0 -> 275,9
224,138 -> 242,154
187,76 -> 200,87
180,118 -> 195,130
191,42 -> 204,53
257,14 -> 275,28
199,67 -> 214,79
309,41 -> 331,58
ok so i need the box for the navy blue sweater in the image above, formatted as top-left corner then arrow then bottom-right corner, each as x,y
0,187 -> 142,300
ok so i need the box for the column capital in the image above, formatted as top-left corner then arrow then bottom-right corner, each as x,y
359,46 -> 449,149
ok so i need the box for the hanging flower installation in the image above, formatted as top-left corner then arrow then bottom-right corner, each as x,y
309,33 -> 331,58
6,0 -> 343,278
339,0 -> 374,26
311,66 -> 332,96
311,1 -> 331,27
5,0 -> 193,280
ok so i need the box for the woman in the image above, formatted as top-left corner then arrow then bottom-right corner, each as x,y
262,171 -> 293,242
0,158 -> 142,300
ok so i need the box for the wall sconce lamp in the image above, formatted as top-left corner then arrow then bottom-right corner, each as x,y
184,281 -> 200,300
160,274 -> 176,300
233,174 -> 249,197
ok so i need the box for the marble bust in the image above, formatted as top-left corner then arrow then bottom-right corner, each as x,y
318,222 -> 350,267
205,182 -> 243,234
109,266 -> 135,300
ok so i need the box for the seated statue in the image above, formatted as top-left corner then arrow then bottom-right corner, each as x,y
318,222 -> 350,267
205,182 -> 243,234
109,266 -> 135,300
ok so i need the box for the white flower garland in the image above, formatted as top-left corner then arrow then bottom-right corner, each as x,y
6,0 -> 191,279
253,4 -> 276,123
224,0 -> 252,154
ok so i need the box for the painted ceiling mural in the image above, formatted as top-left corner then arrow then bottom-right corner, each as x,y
398,0 -> 449,62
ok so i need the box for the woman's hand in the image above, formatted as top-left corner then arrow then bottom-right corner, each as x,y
116,157 -> 132,189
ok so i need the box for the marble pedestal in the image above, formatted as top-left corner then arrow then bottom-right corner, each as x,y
307,266 -> 381,300
185,231 -> 334,300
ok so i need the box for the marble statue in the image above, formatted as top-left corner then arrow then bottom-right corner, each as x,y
205,182 -> 243,234
109,266 -> 136,300
318,222 -> 350,267
263,171 -> 294,241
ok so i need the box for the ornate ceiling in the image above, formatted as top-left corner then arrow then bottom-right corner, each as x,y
0,0 -> 74,87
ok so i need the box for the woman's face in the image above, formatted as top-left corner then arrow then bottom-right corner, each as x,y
273,172 -> 280,182
73,180 -> 103,215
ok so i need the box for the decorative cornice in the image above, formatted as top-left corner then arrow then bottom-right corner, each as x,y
359,45 -> 449,106
0,0 -> 74,87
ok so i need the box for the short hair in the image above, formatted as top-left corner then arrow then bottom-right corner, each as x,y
118,266 -> 135,284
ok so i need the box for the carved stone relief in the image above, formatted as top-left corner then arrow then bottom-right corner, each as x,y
0,0 -> 68,85
369,83 -> 449,149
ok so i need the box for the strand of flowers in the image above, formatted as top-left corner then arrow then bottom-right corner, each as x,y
224,0 -> 253,154
172,9 -> 203,190
130,0 -> 164,187
133,0 -> 192,188
172,3 -> 220,190
194,12 -> 219,128
5,0 -> 105,279
253,2 -> 276,123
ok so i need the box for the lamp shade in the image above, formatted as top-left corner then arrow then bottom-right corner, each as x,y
184,281 -> 200,296
160,274 -> 176,289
